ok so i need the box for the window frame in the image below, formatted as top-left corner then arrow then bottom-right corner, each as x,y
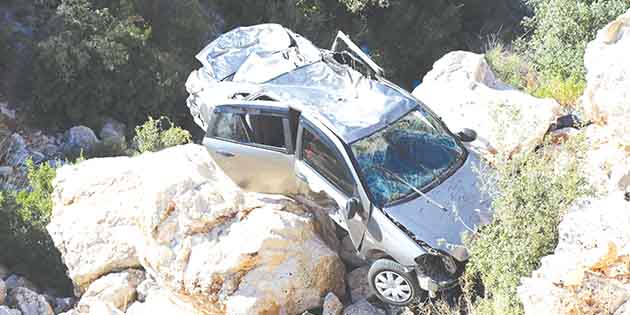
207,103 -> 294,154
299,119 -> 357,197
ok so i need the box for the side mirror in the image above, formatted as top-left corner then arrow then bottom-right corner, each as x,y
346,197 -> 362,219
457,128 -> 477,143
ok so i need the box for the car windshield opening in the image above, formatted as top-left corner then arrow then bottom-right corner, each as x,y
351,109 -> 465,207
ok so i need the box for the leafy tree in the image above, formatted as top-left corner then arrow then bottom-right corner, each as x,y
214,0 -> 359,47
0,160 -> 73,295
28,0 -> 209,133
521,0 -> 630,79
359,0 -> 463,88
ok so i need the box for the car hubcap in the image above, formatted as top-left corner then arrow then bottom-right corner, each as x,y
374,271 -> 412,303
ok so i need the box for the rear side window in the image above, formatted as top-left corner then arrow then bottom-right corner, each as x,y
210,110 -> 288,151
243,114 -> 285,148
210,112 -> 250,142
302,127 -> 355,196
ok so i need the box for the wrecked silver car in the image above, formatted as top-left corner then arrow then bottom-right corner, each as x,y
186,24 -> 492,305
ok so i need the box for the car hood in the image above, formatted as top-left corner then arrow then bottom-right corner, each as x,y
382,152 -> 493,261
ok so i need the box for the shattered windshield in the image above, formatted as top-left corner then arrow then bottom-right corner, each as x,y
351,109 -> 465,207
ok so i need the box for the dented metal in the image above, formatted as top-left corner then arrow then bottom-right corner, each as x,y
186,24 -> 493,300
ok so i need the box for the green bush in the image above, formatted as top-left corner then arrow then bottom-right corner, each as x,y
485,44 -> 585,107
28,0 -> 207,131
133,116 -> 192,153
485,43 -> 537,92
0,160 -> 73,295
530,74 -> 586,108
521,0 -> 630,79
464,135 -> 590,314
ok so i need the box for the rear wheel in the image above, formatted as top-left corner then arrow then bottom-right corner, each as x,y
368,259 -> 420,306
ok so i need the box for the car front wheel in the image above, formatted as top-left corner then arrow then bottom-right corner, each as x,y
368,259 -> 420,305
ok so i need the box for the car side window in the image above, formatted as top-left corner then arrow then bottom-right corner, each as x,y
302,127 -> 355,196
243,114 -> 286,148
210,112 -> 250,142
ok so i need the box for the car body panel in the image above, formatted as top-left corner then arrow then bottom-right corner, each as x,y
383,152 -> 493,261
203,102 -> 297,195
203,137 -> 297,194
295,117 -> 370,249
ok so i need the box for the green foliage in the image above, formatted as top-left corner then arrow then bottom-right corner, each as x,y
28,0 -> 207,131
530,74 -> 586,108
361,0 -> 464,88
15,160 -> 56,229
485,0 -> 629,107
485,43 -> 586,107
338,0 -> 389,13
215,0 -> 357,48
133,116 -> 191,153
521,0 -> 630,79
485,43 -> 536,91
0,160 -> 73,294
464,135 -> 590,314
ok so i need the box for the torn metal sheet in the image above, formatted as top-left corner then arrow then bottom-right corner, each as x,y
187,23 -> 418,143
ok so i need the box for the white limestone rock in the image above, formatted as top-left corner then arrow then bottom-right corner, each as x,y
79,269 -> 145,312
49,144 -> 346,314
413,51 -> 561,162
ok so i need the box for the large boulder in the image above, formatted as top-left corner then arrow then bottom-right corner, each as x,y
136,184 -> 346,314
579,8 -> 630,194
61,126 -> 99,156
581,9 -> 630,128
49,144 -> 346,314
518,193 -> 630,315
48,156 -> 144,294
412,51 -> 561,162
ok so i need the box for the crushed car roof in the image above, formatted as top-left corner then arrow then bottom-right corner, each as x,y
186,23 -> 419,143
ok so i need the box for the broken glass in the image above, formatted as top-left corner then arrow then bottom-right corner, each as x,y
351,109 -> 464,206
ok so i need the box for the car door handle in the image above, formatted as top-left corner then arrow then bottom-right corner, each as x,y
216,150 -> 235,157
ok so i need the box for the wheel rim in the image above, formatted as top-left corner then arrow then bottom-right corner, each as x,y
374,271 -> 412,303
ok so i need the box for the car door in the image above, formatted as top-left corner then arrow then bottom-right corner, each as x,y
203,101 -> 298,195
295,117 -> 369,249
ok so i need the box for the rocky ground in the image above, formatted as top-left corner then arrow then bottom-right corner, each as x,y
1,8 -> 629,315
518,9 -> 630,315
0,265 -> 75,315
0,98 -> 126,191
42,144 -> 402,315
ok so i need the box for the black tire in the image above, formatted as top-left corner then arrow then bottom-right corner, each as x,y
368,259 -> 421,306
